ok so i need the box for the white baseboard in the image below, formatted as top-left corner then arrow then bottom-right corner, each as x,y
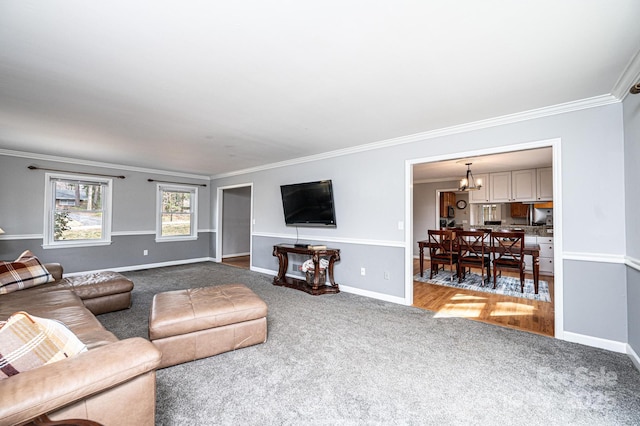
250,266 -> 273,275
627,344 -> 640,372
562,331 -> 627,353
222,252 -> 250,259
251,266 -> 408,305
66,257 -> 215,276
338,284 -> 408,305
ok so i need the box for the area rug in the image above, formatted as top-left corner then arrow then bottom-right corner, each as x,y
414,270 -> 551,302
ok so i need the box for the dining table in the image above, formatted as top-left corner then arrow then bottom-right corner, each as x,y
417,239 -> 541,294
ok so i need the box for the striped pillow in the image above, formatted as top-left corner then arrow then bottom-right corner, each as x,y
0,311 -> 87,379
0,250 -> 54,295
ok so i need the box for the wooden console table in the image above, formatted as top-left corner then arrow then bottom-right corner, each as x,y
272,244 -> 340,295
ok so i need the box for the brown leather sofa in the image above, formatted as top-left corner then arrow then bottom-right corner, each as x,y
0,264 -> 161,426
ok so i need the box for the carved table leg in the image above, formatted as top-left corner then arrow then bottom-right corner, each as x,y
311,251 -> 321,290
533,255 -> 540,294
327,252 -> 340,288
273,247 -> 288,284
419,243 -> 425,277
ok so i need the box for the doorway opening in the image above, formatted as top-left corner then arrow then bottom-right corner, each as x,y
406,139 -> 562,338
217,184 -> 253,270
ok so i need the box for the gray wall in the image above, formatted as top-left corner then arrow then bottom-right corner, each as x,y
623,89 -> 640,355
412,180 -> 459,257
1,99 -> 635,350
0,154 -> 211,272
212,102 -> 629,344
222,186 -> 251,257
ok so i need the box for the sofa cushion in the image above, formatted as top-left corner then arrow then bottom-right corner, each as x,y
0,311 -> 87,380
0,289 -> 119,350
63,271 -> 134,300
0,251 -> 54,295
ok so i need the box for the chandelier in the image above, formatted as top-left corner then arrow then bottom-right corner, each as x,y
459,163 -> 482,191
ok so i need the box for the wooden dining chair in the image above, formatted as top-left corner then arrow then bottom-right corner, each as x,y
456,230 -> 491,285
428,229 -> 458,281
491,231 -> 525,291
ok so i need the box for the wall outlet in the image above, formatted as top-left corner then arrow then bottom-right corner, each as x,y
360,267 -> 366,276
143,249 -> 148,256
384,272 -> 390,280
292,263 -> 302,272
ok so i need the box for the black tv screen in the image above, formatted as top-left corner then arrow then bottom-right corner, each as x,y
280,180 -> 337,227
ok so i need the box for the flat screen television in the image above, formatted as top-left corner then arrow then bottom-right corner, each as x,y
280,180 -> 337,227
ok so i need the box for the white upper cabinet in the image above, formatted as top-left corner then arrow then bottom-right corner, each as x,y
536,167 -> 553,201
511,169 -> 536,202
469,167 -> 552,203
489,171 -> 512,202
469,173 -> 489,203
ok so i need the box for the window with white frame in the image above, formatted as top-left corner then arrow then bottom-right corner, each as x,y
156,184 -> 198,241
43,173 -> 112,248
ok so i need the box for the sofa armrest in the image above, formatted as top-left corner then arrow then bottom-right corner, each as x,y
43,263 -> 63,281
0,338 -> 162,426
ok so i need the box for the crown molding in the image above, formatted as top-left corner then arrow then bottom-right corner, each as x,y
0,148 -> 211,181
611,48 -> 640,101
210,94 -> 619,180
0,92 -> 622,183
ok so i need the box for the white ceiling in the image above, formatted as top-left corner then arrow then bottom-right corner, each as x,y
412,147 -> 552,182
1,1 -> 639,177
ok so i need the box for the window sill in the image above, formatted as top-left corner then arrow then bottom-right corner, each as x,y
155,236 -> 198,243
42,241 -> 113,249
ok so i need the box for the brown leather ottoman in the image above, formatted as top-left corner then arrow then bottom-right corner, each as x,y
149,284 -> 268,368
63,271 -> 134,315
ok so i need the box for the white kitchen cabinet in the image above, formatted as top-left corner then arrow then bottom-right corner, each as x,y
489,172 -> 512,202
523,235 -> 554,275
469,173 -> 489,203
472,167 -> 552,204
539,256 -> 554,275
537,236 -> 554,275
511,169 -> 536,202
490,169 -> 536,202
536,167 -> 553,201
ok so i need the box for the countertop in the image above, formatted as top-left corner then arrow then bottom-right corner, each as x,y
469,224 -> 553,237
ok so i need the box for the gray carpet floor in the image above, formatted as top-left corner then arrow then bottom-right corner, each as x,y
98,262 -> 640,425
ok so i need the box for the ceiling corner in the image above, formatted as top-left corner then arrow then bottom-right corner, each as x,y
611,48 -> 640,100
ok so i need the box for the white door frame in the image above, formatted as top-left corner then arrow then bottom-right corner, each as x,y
215,183 -> 254,264
405,138 -> 563,338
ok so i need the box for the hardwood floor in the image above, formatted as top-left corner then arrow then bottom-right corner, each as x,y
221,255 -> 250,269
413,259 -> 555,337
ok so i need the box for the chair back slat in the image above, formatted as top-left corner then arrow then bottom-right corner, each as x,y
456,230 -> 488,258
427,229 -> 458,281
491,231 -> 525,261
428,229 -> 455,256
491,230 -> 526,292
